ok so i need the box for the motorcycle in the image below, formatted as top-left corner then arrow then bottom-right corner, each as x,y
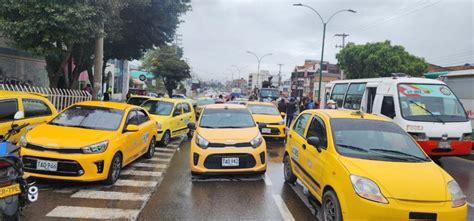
0,111 -> 38,221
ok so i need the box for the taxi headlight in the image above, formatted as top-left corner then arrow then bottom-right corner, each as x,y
350,175 -> 388,204
82,141 -> 108,154
196,134 -> 209,149
18,134 -> 28,147
250,133 -> 263,148
448,180 -> 466,208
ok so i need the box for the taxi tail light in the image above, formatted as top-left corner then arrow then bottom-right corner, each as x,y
408,132 -> 428,141
461,133 -> 472,141
95,161 -> 104,173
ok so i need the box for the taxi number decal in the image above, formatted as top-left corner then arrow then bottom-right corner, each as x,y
142,132 -> 150,143
291,145 -> 299,162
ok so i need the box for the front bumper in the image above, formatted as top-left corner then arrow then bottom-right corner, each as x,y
20,147 -> 112,182
190,142 -> 267,174
417,140 -> 472,156
343,196 -> 467,221
260,124 -> 286,138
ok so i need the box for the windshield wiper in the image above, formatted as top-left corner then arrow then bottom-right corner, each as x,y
369,148 -> 429,162
409,100 -> 445,124
335,143 -> 369,152
336,144 -> 412,162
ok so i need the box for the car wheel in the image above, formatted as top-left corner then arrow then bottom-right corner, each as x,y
158,131 -> 171,147
144,137 -> 156,159
283,154 -> 297,184
322,190 -> 343,221
105,153 -> 122,185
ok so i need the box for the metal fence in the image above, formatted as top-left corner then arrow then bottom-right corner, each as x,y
0,84 -> 92,111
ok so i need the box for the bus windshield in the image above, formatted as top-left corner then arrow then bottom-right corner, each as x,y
260,89 -> 279,98
398,84 -> 468,122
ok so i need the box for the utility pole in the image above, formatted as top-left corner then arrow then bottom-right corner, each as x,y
93,23 -> 104,100
335,33 -> 349,80
174,34 -> 183,57
277,64 -> 283,90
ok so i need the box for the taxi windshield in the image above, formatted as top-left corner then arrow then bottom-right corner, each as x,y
200,108 -> 255,128
248,104 -> 279,115
197,99 -> 215,106
142,100 -> 174,116
127,97 -> 149,106
398,84 -> 468,122
331,119 -> 430,162
49,105 -> 124,131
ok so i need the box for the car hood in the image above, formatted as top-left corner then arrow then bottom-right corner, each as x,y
339,156 -> 449,202
197,127 -> 259,143
26,124 -> 116,148
252,114 -> 282,124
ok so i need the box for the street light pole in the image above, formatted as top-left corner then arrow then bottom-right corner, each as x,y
293,3 -> 356,103
246,51 -> 272,90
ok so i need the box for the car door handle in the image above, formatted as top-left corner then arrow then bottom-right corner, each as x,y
302,144 -> 306,150
289,135 -> 292,138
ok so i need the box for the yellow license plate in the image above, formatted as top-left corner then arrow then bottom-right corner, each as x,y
0,184 -> 21,198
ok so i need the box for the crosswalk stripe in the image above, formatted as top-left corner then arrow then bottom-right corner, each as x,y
155,147 -> 176,152
122,170 -> 162,177
146,158 -> 171,163
47,206 -> 140,219
272,194 -> 295,221
132,162 -> 167,168
155,152 -> 174,157
71,190 -> 150,201
115,179 -> 157,187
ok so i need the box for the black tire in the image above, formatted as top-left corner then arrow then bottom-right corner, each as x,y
283,154 -> 297,184
322,190 -> 343,221
144,137 -> 156,159
158,131 -> 171,147
187,129 -> 194,139
105,153 -> 122,185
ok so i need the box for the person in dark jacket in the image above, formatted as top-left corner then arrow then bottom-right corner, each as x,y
278,98 -> 287,113
286,97 -> 297,127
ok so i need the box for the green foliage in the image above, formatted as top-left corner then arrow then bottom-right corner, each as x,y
336,41 -> 428,79
141,45 -> 190,97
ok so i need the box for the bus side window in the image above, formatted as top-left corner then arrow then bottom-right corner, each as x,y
381,96 -> 395,119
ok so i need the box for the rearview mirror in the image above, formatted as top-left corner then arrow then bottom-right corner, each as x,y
14,111 -> 24,120
187,122 -> 196,130
307,136 -> 322,153
126,124 -> 139,132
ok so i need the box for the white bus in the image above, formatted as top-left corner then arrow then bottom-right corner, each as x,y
441,70 -> 474,146
323,75 -> 472,157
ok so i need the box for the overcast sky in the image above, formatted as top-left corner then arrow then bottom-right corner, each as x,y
177,0 -> 474,81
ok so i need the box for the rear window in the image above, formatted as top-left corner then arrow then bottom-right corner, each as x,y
330,83 -> 348,108
142,100 -> 174,116
127,97 -> 149,106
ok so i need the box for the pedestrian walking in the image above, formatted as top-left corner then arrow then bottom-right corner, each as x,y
307,99 -> 314,109
286,97 -> 297,127
277,98 -> 287,113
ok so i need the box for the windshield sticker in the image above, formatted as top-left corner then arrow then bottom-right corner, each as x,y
398,84 -> 455,98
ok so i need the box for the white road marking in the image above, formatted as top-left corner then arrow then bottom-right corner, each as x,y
155,147 -> 176,152
71,190 -> 150,201
468,202 -> 474,208
122,170 -> 163,177
154,152 -> 174,157
114,179 -> 157,187
264,175 -> 273,186
132,162 -> 167,168
47,206 -> 139,220
272,194 -> 296,221
147,158 -> 171,163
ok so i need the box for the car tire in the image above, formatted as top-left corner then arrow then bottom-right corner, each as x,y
144,137 -> 156,159
322,190 -> 343,221
158,131 -> 171,147
283,154 -> 297,184
105,153 -> 122,185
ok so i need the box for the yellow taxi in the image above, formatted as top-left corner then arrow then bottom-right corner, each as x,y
284,110 -> 467,221
194,97 -> 215,119
141,98 -> 196,146
126,95 -> 152,106
247,101 -> 285,139
19,101 -> 158,184
188,104 -> 267,175
0,91 -> 58,143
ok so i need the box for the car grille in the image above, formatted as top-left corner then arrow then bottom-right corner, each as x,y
204,153 -> 256,169
22,156 -> 84,177
266,122 -> 282,126
207,142 -> 252,148
25,143 -> 83,154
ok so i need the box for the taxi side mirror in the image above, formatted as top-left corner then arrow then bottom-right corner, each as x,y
280,112 -> 286,118
125,124 -> 139,132
307,136 -> 322,153
14,111 -> 24,120
187,122 -> 196,130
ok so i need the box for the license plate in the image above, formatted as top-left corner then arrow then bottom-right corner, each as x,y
0,184 -> 21,198
261,128 -> 271,134
439,141 -> 451,149
222,158 -> 239,167
36,159 -> 58,171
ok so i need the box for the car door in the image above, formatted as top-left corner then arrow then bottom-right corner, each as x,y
20,98 -> 54,128
304,114 -> 329,196
136,109 -> 152,155
287,113 -> 311,182
171,103 -> 184,137
182,102 -> 194,129
123,109 -> 141,163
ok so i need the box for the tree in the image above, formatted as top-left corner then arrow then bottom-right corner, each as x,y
141,46 -> 190,97
336,40 -> 428,79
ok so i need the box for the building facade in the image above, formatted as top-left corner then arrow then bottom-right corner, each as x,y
291,60 -> 340,99
248,70 -> 272,90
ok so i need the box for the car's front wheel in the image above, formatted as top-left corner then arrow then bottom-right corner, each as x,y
144,137 -> 156,159
283,154 -> 297,184
158,131 -> 171,147
105,153 -> 122,185
322,190 -> 343,221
